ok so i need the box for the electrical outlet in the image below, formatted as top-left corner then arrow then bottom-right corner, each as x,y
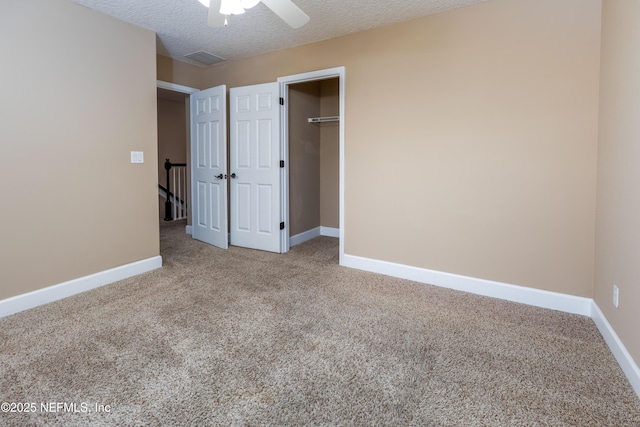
613,285 -> 619,308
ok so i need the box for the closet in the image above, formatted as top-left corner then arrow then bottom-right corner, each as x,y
287,78 -> 340,244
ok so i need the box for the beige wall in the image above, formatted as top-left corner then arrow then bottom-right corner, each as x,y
595,0 -> 640,368
289,82 -> 321,236
320,79 -> 340,229
0,0 -> 159,300
2,0 -> 633,375
202,0 -> 601,297
157,54 -> 204,89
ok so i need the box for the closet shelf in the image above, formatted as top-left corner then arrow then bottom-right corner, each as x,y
307,116 -> 339,123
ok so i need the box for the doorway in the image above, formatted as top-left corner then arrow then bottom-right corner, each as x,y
156,81 -> 198,234
286,78 -> 340,249
279,67 -> 345,264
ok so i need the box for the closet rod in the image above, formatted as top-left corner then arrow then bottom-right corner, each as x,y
307,116 -> 339,123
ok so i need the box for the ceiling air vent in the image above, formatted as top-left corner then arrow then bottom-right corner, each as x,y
184,51 -> 225,65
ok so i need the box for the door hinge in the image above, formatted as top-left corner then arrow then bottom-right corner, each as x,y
280,160 -> 285,168
280,222 -> 285,230
279,97 -> 284,106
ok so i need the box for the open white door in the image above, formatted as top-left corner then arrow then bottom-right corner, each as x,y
229,82 -> 282,253
190,85 -> 228,249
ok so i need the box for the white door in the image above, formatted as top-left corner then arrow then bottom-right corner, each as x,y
229,82 -> 282,253
191,85 -> 228,249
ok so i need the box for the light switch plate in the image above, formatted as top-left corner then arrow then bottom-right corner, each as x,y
130,151 -> 144,164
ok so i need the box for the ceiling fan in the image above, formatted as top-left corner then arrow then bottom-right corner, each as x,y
198,0 -> 310,29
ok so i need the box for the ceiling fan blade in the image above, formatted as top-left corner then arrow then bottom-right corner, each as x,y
208,0 -> 226,27
261,0 -> 309,29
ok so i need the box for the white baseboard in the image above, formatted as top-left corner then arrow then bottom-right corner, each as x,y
0,256 -> 163,318
591,301 -> 640,398
341,254 -> 592,316
341,253 -> 640,399
290,226 -> 341,247
290,227 -> 321,247
186,225 -> 192,235
321,226 -> 340,238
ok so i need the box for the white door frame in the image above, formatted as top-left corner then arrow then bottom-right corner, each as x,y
277,67 -> 345,264
156,81 -> 199,234
157,80 -> 199,95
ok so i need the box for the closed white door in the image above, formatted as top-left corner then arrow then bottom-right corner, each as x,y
191,85 -> 228,249
229,82 -> 282,253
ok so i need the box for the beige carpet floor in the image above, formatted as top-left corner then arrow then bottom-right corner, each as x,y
1,220 -> 639,426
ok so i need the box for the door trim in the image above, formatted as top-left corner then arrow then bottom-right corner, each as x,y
277,67 -> 345,264
157,81 -> 198,234
157,80 -> 198,95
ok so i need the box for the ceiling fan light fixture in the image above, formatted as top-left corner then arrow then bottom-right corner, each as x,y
204,0 -> 308,29
220,0 -> 245,15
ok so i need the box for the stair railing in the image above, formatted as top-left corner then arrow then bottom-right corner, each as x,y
163,159 -> 187,221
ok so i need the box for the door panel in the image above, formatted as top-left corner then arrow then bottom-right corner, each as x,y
257,184 -> 273,234
237,121 -> 251,167
196,181 -> 207,227
257,120 -> 272,168
229,82 -> 281,252
237,183 -> 251,232
191,85 -> 228,249
209,184 -> 222,231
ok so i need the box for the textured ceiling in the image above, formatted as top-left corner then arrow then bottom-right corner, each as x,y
74,0 -> 486,67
